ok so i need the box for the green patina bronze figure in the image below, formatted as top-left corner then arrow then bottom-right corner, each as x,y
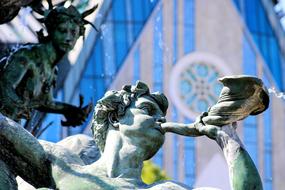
0,3 -> 97,126
0,78 -> 267,190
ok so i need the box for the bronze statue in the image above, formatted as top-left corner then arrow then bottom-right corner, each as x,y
0,79 -> 266,189
0,4 -> 97,126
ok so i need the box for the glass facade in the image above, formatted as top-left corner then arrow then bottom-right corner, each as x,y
152,4 -> 164,93
173,0 -> 178,64
133,45 -> 141,83
243,116 -> 258,165
169,0 -> 196,186
262,74 -> 273,190
236,1 -> 278,188
233,0 -> 285,90
242,36 -> 258,165
183,0 -> 195,54
39,90 -> 64,142
184,117 -> 196,188
182,0 -> 196,187
75,0 -> 159,134
172,106 -> 179,180
152,4 -> 164,168
172,0 -> 179,180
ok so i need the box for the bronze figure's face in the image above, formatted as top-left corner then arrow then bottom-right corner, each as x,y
44,5 -> 90,53
118,95 -> 166,160
51,18 -> 81,52
91,81 -> 169,159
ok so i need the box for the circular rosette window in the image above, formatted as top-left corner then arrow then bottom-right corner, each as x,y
169,52 -> 232,120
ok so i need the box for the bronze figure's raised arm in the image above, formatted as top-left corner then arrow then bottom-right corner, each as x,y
161,75 -> 268,190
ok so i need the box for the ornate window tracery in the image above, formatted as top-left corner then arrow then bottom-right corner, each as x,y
169,52 -> 232,120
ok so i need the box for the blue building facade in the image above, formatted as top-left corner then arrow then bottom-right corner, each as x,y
234,1 -> 283,189
234,0 -> 285,90
68,0 -> 159,135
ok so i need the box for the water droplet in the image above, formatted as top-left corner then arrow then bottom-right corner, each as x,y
156,16 -> 161,22
158,39 -> 163,49
100,24 -> 107,31
268,87 -> 285,99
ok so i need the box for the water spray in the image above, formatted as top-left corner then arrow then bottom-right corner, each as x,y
268,87 -> 285,100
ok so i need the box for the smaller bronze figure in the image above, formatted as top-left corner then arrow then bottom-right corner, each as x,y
0,4 -> 97,126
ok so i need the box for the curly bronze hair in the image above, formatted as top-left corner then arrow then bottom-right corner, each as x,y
91,81 -> 168,152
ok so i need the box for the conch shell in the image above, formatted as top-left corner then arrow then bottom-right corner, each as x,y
202,75 -> 269,126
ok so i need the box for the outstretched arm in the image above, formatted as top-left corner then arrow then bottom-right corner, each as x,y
199,123 -> 263,190
0,114 -> 56,188
161,118 -> 262,189
37,100 -> 93,127
35,84 -> 93,127
161,112 -> 207,136
161,122 -> 202,137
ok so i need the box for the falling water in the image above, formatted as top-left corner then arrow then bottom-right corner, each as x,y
268,87 -> 285,100
154,11 -> 172,64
